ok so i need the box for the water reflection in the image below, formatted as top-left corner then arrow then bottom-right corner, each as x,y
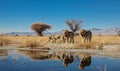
18,50 -> 91,69
0,49 -> 8,58
18,50 -> 53,60
0,49 -> 120,71
62,54 -> 74,67
0,49 -> 8,62
79,53 -> 91,70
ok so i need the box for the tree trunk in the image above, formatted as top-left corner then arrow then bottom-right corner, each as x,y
36,31 -> 43,36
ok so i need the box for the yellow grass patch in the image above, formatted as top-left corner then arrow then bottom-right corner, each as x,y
92,35 -> 120,45
8,36 -> 49,48
0,36 -> 10,46
74,35 -> 120,48
1,35 -> 120,49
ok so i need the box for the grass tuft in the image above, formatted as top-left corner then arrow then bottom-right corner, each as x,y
0,36 -> 10,46
18,38 -> 39,48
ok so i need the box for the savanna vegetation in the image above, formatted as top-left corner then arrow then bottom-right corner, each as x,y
0,20 -> 120,49
0,35 -> 120,49
0,36 -> 10,46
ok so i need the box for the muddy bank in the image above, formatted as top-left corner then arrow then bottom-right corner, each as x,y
0,44 -> 120,58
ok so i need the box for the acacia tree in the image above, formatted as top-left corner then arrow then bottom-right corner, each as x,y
65,19 -> 82,33
30,23 -> 51,36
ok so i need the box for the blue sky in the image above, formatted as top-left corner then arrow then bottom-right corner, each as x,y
0,0 -> 120,32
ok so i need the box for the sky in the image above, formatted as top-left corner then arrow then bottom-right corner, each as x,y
0,0 -> 120,32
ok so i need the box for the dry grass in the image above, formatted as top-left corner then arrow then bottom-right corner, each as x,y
93,35 -> 120,45
74,35 -> 120,49
18,38 -> 39,48
8,36 -> 49,48
0,36 -> 10,46
0,35 -> 120,48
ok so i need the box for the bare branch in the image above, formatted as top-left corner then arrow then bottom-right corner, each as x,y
65,19 -> 82,32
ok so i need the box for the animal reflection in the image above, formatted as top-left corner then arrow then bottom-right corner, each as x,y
62,54 -> 74,67
50,52 -> 74,67
79,53 -> 91,70
79,30 -> 92,43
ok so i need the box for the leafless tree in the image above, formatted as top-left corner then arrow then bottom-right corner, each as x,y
30,23 -> 51,36
65,19 -> 82,33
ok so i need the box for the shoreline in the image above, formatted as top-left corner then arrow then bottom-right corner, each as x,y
0,44 -> 120,58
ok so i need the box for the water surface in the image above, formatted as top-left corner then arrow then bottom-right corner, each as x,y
0,49 -> 120,71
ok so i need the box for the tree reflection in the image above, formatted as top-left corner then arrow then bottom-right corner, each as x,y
18,50 -> 53,60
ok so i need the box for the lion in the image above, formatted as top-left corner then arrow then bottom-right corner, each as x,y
62,30 -> 74,43
49,34 -> 61,43
79,30 -> 92,43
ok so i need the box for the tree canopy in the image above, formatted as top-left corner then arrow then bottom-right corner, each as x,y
30,23 -> 51,36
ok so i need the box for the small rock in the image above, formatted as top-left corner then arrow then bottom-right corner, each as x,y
95,45 -> 103,50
